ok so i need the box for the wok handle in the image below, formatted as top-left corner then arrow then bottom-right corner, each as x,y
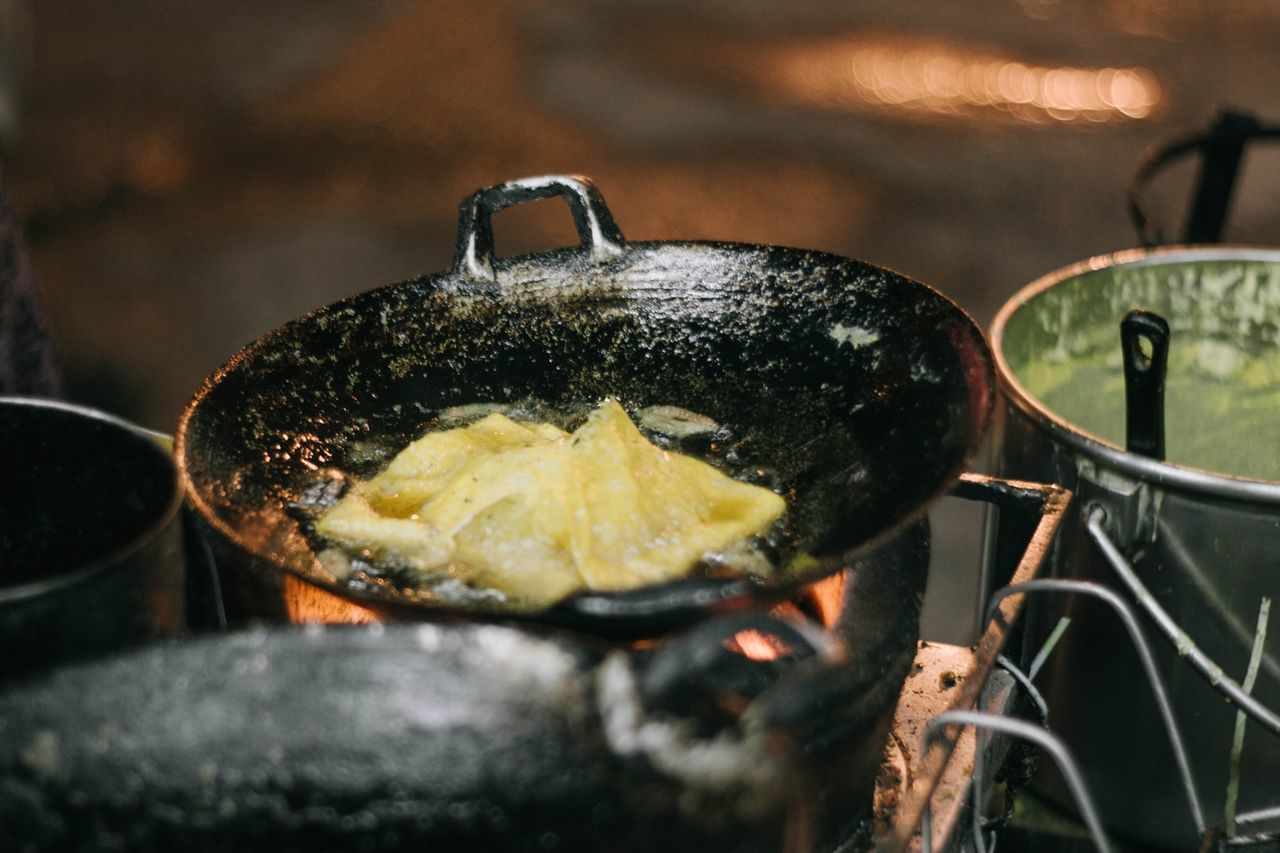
453,175 -> 626,281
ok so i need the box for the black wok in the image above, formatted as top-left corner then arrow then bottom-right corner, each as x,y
177,175 -> 992,635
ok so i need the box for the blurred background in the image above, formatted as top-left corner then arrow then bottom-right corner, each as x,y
6,0 -> 1280,638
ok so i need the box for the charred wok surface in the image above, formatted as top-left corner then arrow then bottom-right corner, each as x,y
179,237 -> 991,630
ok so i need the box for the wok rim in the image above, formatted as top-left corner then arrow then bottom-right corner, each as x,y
176,238 -> 995,622
990,243 -> 1280,505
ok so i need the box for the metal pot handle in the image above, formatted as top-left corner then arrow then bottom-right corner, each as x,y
1128,108 -> 1280,247
1085,505 -> 1280,737
453,175 -> 626,281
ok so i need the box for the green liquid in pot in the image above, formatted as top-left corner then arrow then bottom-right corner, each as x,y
1020,340 -> 1280,481
1003,257 -> 1280,482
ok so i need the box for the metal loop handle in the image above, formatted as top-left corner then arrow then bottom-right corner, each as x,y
1086,506 -> 1280,737
986,578 -> 1206,838
453,174 -> 626,281
1128,109 -> 1280,247
920,711 -> 1114,853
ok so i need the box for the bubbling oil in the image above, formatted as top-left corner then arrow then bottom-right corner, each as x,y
290,399 -> 800,608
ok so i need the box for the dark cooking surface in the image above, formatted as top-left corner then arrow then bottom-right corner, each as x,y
1,624 -> 792,853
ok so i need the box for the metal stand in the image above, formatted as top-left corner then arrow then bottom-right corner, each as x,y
875,473 -> 1070,851
877,472 -> 1280,850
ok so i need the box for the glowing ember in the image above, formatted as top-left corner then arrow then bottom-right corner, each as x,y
726,572 -> 848,661
284,574 -> 383,624
732,628 -> 793,661
807,571 -> 847,628
764,36 -> 1162,124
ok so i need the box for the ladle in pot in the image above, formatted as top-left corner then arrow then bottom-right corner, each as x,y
1121,308 -> 1170,461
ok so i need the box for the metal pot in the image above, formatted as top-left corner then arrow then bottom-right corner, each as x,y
990,247 -> 1280,850
176,175 -> 993,637
0,397 -> 186,676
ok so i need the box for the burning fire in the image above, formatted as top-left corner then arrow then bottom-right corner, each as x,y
806,571 -> 847,628
733,628 -> 794,661
730,570 -> 847,660
284,574 -> 383,624
283,558 -> 848,653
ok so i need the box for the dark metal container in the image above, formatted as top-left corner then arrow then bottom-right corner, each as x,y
0,397 -> 186,675
177,175 -> 993,636
990,248 -> 1280,850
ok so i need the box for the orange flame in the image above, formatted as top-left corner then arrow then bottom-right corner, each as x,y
284,574 -> 384,624
728,571 -> 848,661
808,571 -> 847,629
732,628 -> 793,661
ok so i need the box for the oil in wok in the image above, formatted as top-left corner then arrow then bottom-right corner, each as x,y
289,399 -> 801,609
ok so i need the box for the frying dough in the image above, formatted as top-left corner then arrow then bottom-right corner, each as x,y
315,399 -> 785,605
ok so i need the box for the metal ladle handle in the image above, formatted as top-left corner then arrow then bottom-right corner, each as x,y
1122,308 -> 1170,460
453,175 -> 626,281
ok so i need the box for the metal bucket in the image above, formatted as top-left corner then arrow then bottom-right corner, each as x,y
989,247 -> 1280,850
0,397 -> 187,675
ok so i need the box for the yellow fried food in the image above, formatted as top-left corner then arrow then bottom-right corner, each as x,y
314,399 -> 786,605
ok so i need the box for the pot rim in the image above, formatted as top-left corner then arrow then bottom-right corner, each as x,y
990,244 -> 1280,505
0,396 -> 184,604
